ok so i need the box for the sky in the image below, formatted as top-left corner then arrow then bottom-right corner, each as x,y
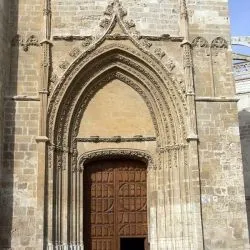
228,0 -> 250,55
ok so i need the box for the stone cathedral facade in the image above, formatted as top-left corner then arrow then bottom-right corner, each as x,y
0,0 -> 250,249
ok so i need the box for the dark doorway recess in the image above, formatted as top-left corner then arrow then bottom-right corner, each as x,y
120,237 -> 145,250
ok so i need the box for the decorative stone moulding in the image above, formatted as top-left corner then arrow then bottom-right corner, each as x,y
76,136 -> 156,143
77,148 -> 155,172
11,34 -> 40,51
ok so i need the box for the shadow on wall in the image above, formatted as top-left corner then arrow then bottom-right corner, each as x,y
239,109 -> 250,239
0,0 -> 19,248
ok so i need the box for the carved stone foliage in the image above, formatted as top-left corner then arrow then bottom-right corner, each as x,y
166,58 -> 175,71
154,48 -> 166,59
211,37 -> 228,49
11,34 -> 40,51
82,37 -> 93,47
48,73 -> 58,94
140,39 -> 152,49
100,18 -> 111,28
192,37 -> 209,48
59,60 -> 70,70
125,20 -> 135,29
69,47 -> 81,58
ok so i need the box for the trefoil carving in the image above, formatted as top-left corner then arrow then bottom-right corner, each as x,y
211,37 -> 228,49
192,36 -> 209,48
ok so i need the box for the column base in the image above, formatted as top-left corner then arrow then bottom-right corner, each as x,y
47,243 -> 84,250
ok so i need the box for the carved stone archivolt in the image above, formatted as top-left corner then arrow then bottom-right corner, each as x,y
77,149 -> 155,172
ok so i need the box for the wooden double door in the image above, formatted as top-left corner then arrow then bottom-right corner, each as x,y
83,159 -> 148,250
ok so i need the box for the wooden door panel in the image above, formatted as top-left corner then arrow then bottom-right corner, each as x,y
84,159 -> 147,250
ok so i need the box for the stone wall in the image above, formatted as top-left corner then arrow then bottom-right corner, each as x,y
0,0 -> 42,249
52,0 -> 180,37
0,0 -> 10,174
188,0 -> 231,41
0,1 -> 11,247
190,0 -> 249,248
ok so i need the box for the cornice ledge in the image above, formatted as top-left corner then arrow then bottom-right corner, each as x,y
76,136 -> 156,143
5,95 -> 40,101
141,34 -> 183,42
195,96 -> 239,102
36,136 -> 49,143
52,34 -> 183,42
52,35 -> 92,41
186,134 -> 199,142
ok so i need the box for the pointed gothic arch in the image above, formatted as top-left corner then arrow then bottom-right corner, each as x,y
46,38 -> 199,249
48,43 -> 187,148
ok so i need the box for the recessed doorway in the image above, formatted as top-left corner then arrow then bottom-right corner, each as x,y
83,159 -> 148,250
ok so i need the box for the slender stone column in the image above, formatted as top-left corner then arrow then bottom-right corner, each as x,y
36,0 -> 52,248
180,0 -> 204,249
36,136 -> 49,248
